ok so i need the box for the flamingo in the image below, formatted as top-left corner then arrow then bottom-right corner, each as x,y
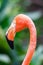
6,14 -> 37,65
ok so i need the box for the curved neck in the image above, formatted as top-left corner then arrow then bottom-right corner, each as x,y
22,17 -> 37,65
6,14 -> 37,63
13,14 -> 37,65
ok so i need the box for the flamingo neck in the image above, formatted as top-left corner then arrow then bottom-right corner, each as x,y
22,17 -> 36,65
6,14 -> 37,64
13,14 -> 37,65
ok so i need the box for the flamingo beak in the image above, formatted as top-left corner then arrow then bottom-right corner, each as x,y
5,24 -> 15,49
5,21 -> 16,49
5,35 -> 14,49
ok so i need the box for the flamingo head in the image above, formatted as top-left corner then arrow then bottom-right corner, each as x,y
5,14 -> 27,49
5,14 -> 26,49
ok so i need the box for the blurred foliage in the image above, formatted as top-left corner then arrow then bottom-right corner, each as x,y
0,0 -> 43,65
30,46 -> 43,65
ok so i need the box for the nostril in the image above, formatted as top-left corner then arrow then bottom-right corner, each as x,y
5,35 -> 14,49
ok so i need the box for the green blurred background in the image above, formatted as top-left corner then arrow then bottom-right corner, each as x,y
0,0 -> 43,65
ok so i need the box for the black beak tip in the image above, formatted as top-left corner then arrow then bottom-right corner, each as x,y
5,35 -> 14,49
